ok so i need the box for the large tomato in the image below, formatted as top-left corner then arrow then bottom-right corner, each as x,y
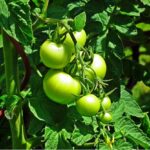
43,70 -> 81,105
76,94 -> 101,117
60,28 -> 86,53
40,40 -> 72,69
84,54 -> 107,80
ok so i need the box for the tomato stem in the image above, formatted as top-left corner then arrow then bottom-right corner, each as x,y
2,30 -> 32,149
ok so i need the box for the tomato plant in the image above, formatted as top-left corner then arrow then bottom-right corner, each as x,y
76,94 -> 101,117
101,96 -> 111,110
1,0 -> 150,149
63,29 -> 87,52
84,54 -> 107,80
40,40 -> 71,68
99,112 -> 112,123
43,69 -> 81,104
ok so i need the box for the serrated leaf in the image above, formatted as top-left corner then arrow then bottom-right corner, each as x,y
71,129 -> 93,146
140,0 -> 150,6
71,122 -> 94,146
95,30 -> 109,53
74,12 -> 86,31
120,86 -> 144,118
112,15 -> 137,36
113,139 -> 133,150
4,95 -> 21,119
67,1 -> 87,11
92,11 -> 110,31
0,0 -> 33,45
98,143 -> 110,150
44,126 -> 71,149
111,101 -> 124,122
141,113 -> 150,136
58,130 -> 72,149
45,126 -> 59,149
119,1 -> 145,16
115,117 -> 150,148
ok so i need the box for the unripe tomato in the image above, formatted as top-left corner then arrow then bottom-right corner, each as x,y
43,70 -> 81,105
101,96 -> 111,110
59,28 -> 86,53
76,94 -> 101,117
100,112 -> 112,123
40,40 -> 72,69
84,54 -> 107,80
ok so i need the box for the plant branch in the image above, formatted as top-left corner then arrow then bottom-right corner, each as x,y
7,36 -> 31,91
2,30 -> 31,149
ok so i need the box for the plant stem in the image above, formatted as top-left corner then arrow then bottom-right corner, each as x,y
41,0 -> 49,18
9,105 -> 31,149
3,32 -> 19,96
3,30 -> 31,149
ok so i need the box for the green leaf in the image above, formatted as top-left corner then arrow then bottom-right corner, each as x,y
113,139 -> 133,150
27,115 -> 45,135
106,52 -> 123,78
95,30 -> 109,53
92,11 -> 110,31
112,15 -> 137,36
44,126 -> 71,149
0,34 -> 3,48
119,1 -> 145,16
31,0 -> 43,7
140,0 -> 150,6
71,122 -> 94,146
29,95 -> 67,125
67,1 -> 87,11
74,12 -> 86,31
0,94 -> 7,108
4,95 -> 20,119
120,86 -> 144,118
111,101 -> 124,122
141,113 -> 150,136
45,126 -> 59,149
97,143 -> 110,150
29,74 -> 67,125
136,22 -> 150,32
0,0 -> 33,45
47,4 -> 67,19
108,31 -> 124,59
115,117 -> 150,148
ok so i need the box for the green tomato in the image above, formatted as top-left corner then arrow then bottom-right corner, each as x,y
40,40 -> 72,69
63,29 -> 86,53
76,94 -> 101,117
100,112 -> 112,123
43,70 -> 81,105
84,54 -> 107,80
101,96 -> 111,110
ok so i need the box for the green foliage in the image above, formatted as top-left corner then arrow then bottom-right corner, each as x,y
115,117 -> 150,148
0,0 -> 33,45
0,0 -> 150,149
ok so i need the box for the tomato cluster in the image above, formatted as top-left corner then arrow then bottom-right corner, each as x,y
40,28 -> 112,123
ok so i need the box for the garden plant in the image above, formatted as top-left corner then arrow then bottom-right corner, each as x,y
0,0 -> 150,149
